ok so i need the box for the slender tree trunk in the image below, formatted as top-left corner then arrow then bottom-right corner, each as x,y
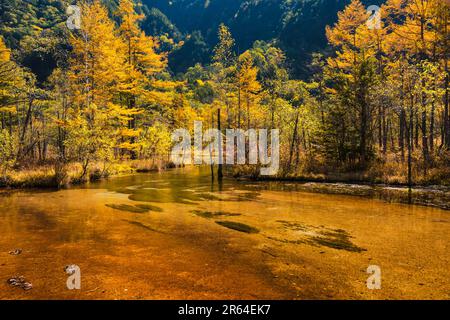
9,112 -> 12,135
408,102 -> 413,203
210,113 -> 214,180
360,101 -> 368,167
421,110 -> 428,174
382,105 -> 387,155
430,101 -> 435,152
389,120 -> 395,151
129,96 -> 137,160
246,96 -> 250,130
414,109 -> 419,149
217,108 -> 223,179
289,111 -> 299,171
445,66 -> 450,148
378,106 -> 382,149
18,98 -> 34,160
444,11 -> 450,148
238,75 -> 241,129
400,69 -> 406,161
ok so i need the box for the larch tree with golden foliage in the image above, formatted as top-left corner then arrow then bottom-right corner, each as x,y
67,0 -> 132,180
116,0 -> 171,157
237,51 -> 261,129
325,0 -> 380,166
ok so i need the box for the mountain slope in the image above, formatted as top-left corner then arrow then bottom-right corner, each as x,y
144,0 -> 385,76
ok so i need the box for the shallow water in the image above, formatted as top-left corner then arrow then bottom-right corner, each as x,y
0,167 -> 449,299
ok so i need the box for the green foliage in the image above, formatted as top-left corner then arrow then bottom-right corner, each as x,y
140,122 -> 172,158
0,0 -> 67,45
0,129 -> 18,175
0,0 -> 448,189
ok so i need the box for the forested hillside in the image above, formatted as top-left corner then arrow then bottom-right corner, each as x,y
145,0 -> 385,76
0,0 -> 449,189
0,0 -> 387,77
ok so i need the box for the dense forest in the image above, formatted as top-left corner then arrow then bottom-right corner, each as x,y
0,0 -> 449,188
144,0 -> 384,75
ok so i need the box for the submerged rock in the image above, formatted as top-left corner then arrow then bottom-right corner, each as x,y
272,221 -> 366,253
106,204 -> 149,213
7,276 -> 32,290
8,249 -> 22,255
215,221 -> 260,234
191,210 -> 241,219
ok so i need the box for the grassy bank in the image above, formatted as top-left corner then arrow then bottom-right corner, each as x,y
0,160 -> 174,189
230,154 -> 450,187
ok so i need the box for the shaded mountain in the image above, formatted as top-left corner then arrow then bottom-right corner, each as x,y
143,0 -> 385,77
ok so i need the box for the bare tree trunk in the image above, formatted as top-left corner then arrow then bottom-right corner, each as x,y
430,101 -> 435,152
444,11 -> 450,148
217,108 -> 223,180
360,102 -> 368,167
421,110 -> 429,174
414,109 -> 419,149
389,119 -> 395,151
408,102 -> 413,204
210,113 -> 214,180
129,96 -> 137,160
382,105 -> 387,155
288,111 -> 299,171
246,96 -> 250,130
378,106 -> 382,149
445,66 -> 450,148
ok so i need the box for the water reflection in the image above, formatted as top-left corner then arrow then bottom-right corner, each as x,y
0,167 -> 449,299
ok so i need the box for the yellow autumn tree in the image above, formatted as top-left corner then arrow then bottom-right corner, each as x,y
67,0 -> 134,179
0,37 -> 24,114
385,0 -> 445,161
116,0 -> 177,156
238,51 -> 261,129
0,37 -> 23,174
385,0 -> 439,59
325,0 -> 381,166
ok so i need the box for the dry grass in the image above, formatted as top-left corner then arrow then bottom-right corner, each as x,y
0,159 -> 173,189
231,152 -> 450,187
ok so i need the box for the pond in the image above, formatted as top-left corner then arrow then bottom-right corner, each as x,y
0,167 -> 448,299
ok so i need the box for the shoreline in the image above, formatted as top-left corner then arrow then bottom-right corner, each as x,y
245,177 -> 450,211
1,166 -> 449,211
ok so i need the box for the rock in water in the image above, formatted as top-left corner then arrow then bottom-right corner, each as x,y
8,249 -> 22,255
7,276 -> 32,290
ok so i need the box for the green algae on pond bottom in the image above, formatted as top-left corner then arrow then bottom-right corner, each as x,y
312,229 -> 366,253
215,221 -> 260,234
134,204 -> 164,212
272,221 -> 366,253
106,204 -> 149,213
191,210 -> 242,219
123,220 -> 163,233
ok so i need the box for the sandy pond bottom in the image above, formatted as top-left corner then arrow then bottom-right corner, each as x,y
0,168 -> 449,300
